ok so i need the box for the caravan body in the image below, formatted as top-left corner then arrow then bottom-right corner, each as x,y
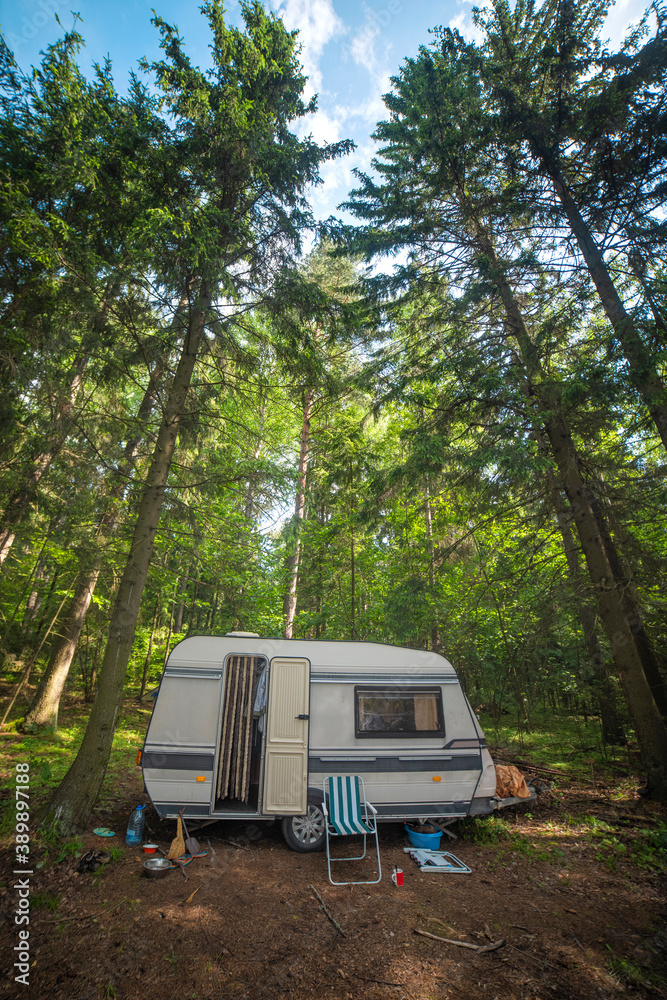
141,635 -> 498,850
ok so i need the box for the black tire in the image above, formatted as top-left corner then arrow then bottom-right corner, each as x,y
281,801 -> 326,853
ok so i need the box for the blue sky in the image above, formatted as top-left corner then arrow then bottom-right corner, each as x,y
0,0 -> 649,221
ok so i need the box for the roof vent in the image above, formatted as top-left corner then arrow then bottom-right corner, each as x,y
225,631 -> 260,638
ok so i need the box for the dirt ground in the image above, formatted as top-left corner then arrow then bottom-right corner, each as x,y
1,773 -> 666,1000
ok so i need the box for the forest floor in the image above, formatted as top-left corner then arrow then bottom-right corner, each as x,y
0,689 -> 666,1000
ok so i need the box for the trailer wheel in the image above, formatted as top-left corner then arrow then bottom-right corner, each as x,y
281,801 -> 326,853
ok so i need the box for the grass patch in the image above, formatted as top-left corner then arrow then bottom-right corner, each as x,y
630,824 -> 667,874
461,816 -> 556,863
479,708 -> 634,781
54,837 -> 83,863
31,892 -> 60,911
0,690 -> 152,840
609,954 -> 667,991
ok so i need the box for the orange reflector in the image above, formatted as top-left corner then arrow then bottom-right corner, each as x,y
432,776 -> 441,782
196,776 -> 206,782
136,750 -> 142,766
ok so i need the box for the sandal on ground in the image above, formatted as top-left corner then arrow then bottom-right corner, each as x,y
77,849 -> 110,873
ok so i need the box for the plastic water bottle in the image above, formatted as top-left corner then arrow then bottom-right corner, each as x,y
125,804 -> 146,846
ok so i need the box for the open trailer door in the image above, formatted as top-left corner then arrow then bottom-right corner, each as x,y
262,657 -> 310,814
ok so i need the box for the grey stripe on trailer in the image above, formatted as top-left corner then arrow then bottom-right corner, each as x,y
309,754 -> 482,773
374,801 -> 470,817
152,803 -> 212,817
143,752 -> 215,770
311,672 -> 459,684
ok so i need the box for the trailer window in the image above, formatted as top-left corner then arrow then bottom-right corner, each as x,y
355,687 -> 444,738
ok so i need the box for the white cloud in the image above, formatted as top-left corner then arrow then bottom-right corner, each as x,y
271,0 -> 345,98
349,13 -> 381,72
350,75 -> 391,126
448,1 -> 485,44
602,0 -> 654,48
342,7 -> 394,131
298,107 -> 343,145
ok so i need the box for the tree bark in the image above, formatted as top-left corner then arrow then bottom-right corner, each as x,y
40,283 -> 210,833
139,599 -> 160,700
424,473 -> 440,652
21,362 -> 165,731
548,473 -> 625,744
543,411 -> 667,794
173,572 -> 188,634
244,396 -> 266,520
0,357 -> 87,567
22,572 -> 100,731
283,388 -> 313,638
589,490 -> 667,719
468,214 -> 667,797
546,163 -> 667,451
350,523 -> 356,640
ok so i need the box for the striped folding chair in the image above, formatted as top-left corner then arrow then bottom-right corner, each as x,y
322,775 -> 382,885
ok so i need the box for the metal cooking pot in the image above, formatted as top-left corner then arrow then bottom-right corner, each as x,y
143,857 -> 171,879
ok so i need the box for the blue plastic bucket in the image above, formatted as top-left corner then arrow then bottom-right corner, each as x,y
404,824 -> 442,850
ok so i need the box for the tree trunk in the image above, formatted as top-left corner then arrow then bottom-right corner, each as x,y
188,573 -> 200,634
424,474 -> 440,652
21,557 -> 48,627
139,599 -> 160,700
244,396 -> 266,520
1,574 -> 77,728
0,357 -> 87,567
40,284 -> 210,833
83,636 -> 102,703
21,363 -> 165,732
543,411 -> 667,795
546,163 -> 667,451
161,572 -> 179,670
283,388 -> 313,638
22,571 -> 100,730
350,523 -> 356,640
548,473 -> 625,744
589,490 -> 667,718
467,212 -> 667,797
23,565 -> 59,645
173,572 -> 189,634
5,534 -> 49,633
626,242 -> 667,336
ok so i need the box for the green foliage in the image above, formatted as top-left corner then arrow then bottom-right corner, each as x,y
461,815 -> 555,864
0,0 -> 665,813
482,709 -> 632,779
630,824 -> 667,874
31,892 -> 60,911
608,954 -> 667,991
54,838 -> 83,864
463,815 -> 513,844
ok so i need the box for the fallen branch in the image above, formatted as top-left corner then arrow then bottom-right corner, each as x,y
477,939 -> 506,954
310,885 -> 346,938
223,837 -> 249,850
351,973 -> 404,987
415,930 -> 479,950
494,757 -> 564,779
414,929 -> 505,953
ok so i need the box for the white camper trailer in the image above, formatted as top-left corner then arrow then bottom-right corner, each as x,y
140,633 -> 504,851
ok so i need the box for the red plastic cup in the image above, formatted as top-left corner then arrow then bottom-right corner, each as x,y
391,867 -> 404,886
